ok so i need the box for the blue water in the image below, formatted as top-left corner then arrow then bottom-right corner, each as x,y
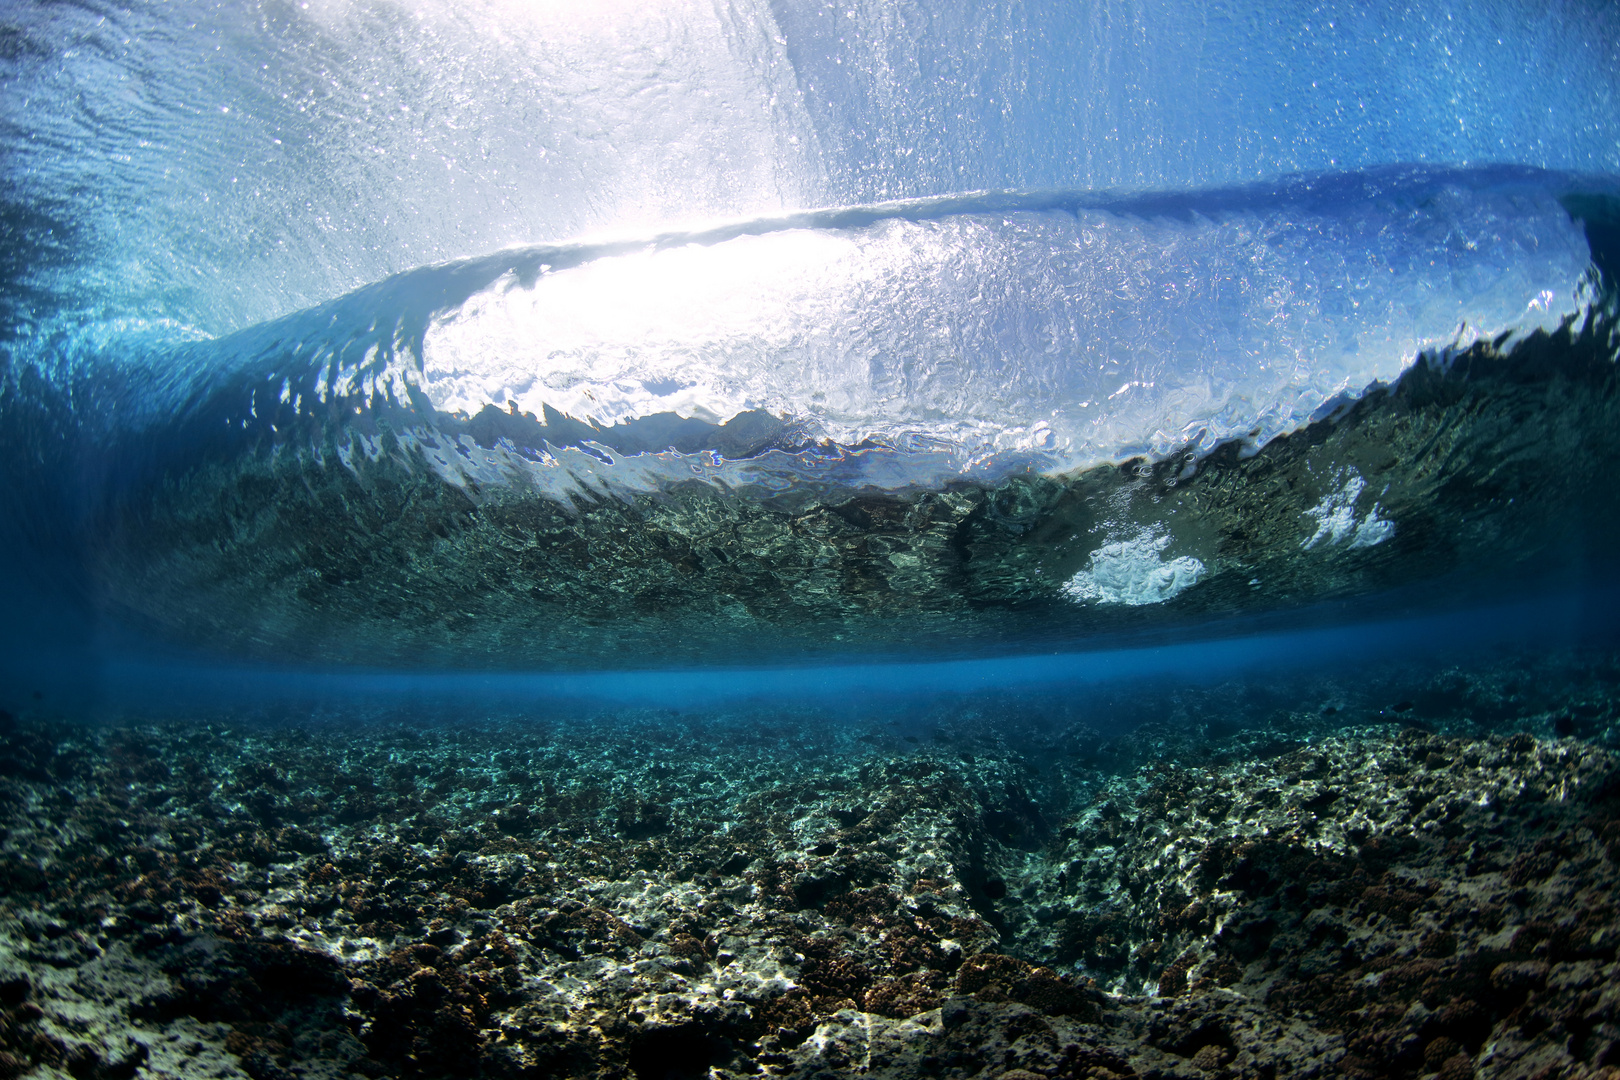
18,589 -> 1614,723
3,0 -> 1620,714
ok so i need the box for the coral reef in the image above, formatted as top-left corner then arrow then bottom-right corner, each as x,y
3,655 -> 1620,1078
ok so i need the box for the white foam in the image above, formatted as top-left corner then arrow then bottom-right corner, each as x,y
1302,470 -> 1395,550
1063,531 -> 1207,606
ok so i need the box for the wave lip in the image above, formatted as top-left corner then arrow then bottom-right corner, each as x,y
420,170 -> 1588,478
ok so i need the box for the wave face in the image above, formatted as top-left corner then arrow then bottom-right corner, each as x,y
2,168 -> 1617,669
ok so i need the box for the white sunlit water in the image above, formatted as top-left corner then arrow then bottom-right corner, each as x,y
103,167 -> 1601,515
416,176 -> 1594,474
3,0 -> 1617,340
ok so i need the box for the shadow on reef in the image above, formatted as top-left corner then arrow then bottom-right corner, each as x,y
4,655 -> 1620,1077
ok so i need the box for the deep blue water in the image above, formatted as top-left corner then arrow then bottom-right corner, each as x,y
3,0 -> 1620,717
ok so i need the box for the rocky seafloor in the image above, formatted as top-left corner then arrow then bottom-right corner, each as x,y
5,654 -> 1620,1080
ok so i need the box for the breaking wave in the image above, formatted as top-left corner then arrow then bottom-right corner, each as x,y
2,166 -> 1617,669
